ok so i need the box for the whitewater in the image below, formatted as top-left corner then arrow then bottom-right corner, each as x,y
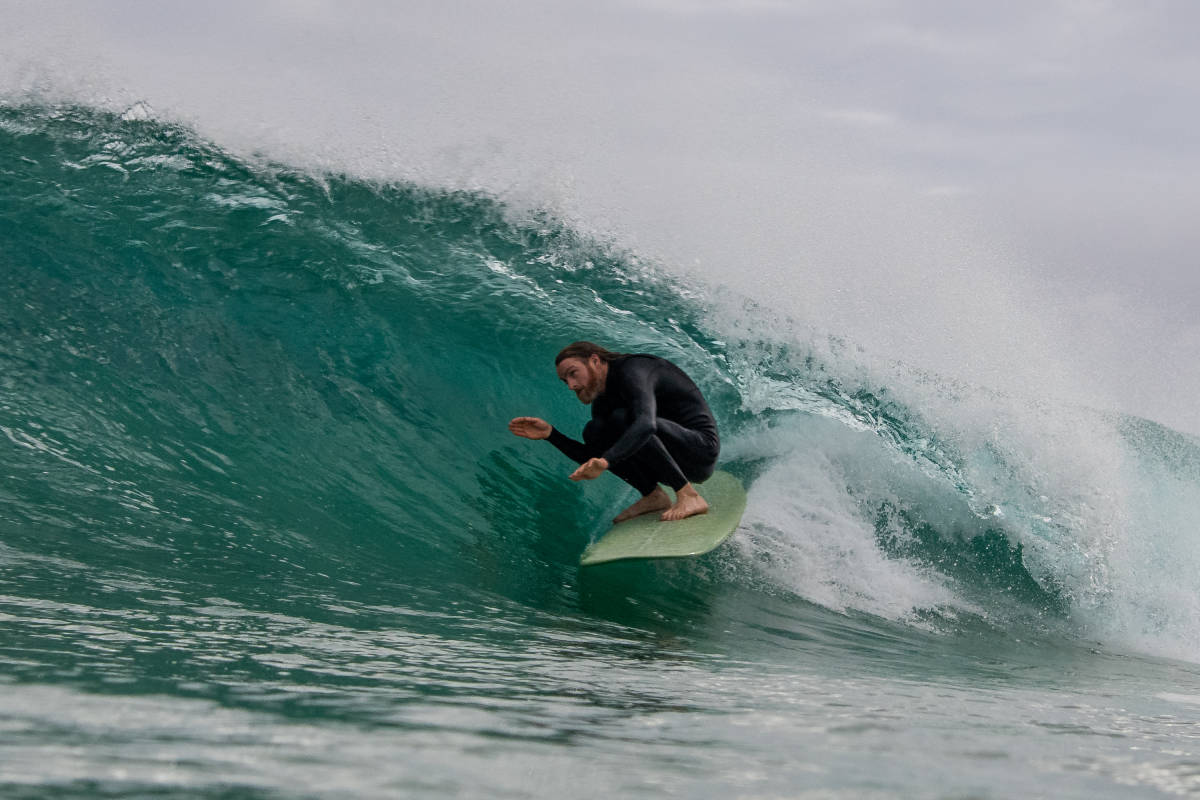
4,3 -> 1200,798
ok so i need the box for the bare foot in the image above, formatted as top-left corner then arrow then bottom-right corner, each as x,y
614,487 -> 672,523
661,484 -> 708,521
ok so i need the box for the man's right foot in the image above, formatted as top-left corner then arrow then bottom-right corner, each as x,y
660,485 -> 708,521
614,487 -> 672,523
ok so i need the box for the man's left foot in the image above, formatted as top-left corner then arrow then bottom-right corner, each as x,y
614,487 -> 672,523
661,485 -> 708,521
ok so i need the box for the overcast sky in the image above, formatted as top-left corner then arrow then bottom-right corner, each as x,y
4,0 -> 1199,433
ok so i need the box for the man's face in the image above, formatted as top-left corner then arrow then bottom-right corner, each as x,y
556,356 -> 604,404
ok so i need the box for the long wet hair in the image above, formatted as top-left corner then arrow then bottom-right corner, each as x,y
554,341 -> 626,366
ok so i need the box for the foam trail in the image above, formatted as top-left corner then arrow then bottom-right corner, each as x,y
731,419 -> 978,625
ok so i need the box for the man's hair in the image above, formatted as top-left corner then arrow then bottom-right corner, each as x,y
555,341 -> 626,366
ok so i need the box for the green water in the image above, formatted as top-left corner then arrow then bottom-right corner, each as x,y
2,104 -> 1200,798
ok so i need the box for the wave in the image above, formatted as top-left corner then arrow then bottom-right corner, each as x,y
3,102 -> 1199,664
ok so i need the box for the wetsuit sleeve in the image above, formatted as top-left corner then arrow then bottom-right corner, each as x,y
547,427 -> 592,465
599,363 -> 660,466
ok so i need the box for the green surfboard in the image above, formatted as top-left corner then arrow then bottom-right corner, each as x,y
579,470 -> 747,566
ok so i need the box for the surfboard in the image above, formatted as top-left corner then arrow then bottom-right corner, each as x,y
579,470 -> 747,566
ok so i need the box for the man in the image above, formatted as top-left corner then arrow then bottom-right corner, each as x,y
509,342 -> 720,523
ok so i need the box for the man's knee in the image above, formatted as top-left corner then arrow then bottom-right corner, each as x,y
582,419 -> 610,450
686,460 -> 716,485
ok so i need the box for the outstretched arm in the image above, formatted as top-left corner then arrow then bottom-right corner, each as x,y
508,417 -> 551,440
547,427 -> 593,464
509,416 -> 593,464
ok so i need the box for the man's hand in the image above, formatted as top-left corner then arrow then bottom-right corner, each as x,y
509,417 -> 552,440
570,457 -> 609,481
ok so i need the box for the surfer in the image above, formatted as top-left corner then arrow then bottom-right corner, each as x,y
509,342 -> 719,523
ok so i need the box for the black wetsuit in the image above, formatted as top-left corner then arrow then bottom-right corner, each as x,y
547,355 -> 720,496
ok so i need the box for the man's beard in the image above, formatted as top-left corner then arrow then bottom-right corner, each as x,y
578,369 -> 602,403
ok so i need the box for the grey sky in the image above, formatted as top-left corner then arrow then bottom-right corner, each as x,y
4,0 -> 1198,433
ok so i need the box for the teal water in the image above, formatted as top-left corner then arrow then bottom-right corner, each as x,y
3,104 -> 1200,798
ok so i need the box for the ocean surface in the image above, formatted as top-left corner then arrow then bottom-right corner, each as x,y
3,102 -> 1200,799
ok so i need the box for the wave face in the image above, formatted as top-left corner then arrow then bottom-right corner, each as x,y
2,102 -> 1200,676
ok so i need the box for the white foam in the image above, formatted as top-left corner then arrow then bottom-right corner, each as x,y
728,419 -> 978,625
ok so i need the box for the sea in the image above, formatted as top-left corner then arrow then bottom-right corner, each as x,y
2,101 -> 1200,799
